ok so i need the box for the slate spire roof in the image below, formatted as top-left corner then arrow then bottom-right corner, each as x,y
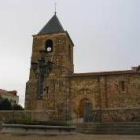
38,14 -> 64,35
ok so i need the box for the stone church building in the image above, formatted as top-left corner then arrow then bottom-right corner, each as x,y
25,14 -> 140,120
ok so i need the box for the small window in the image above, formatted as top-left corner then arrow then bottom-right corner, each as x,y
120,81 -> 125,91
43,86 -> 49,94
46,87 -> 49,94
45,39 -> 53,52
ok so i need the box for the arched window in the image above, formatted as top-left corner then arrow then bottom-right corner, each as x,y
45,39 -> 53,52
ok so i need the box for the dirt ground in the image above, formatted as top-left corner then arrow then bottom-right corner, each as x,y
0,133 -> 140,140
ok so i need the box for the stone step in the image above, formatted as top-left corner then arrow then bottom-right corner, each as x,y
76,122 -> 140,135
79,130 -> 140,135
77,128 -> 140,132
77,124 -> 140,128
77,128 -> 140,131
77,129 -> 140,135
78,126 -> 140,129
77,126 -> 140,130
77,122 -> 140,126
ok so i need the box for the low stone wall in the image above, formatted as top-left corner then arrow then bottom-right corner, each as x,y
0,108 -> 140,124
0,110 -> 55,123
101,107 -> 140,122
90,108 -> 140,122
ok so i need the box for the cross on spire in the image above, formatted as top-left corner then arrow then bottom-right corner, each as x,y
55,2 -> 57,15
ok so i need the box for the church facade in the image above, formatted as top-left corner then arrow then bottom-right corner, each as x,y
25,14 -> 140,120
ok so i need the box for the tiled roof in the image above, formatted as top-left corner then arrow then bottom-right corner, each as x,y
0,89 -> 7,94
38,14 -> 64,35
0,89 -> 18,97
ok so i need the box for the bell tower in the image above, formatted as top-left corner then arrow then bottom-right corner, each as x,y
25,14 -> 74,111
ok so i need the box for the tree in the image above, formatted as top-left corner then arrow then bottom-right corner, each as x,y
0,99 -> 12,110
0,98 -> 24,110
13,104 -> 24,110
0,96 -> 2,103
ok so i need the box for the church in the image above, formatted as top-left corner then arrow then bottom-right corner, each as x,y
25,13 -> 140,121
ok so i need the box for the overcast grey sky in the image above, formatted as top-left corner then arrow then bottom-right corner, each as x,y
0,0 -> 140,106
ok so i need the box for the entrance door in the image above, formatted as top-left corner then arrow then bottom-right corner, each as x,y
78,98 -> 92,118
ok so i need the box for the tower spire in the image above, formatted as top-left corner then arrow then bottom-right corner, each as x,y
55,2 -> 57,15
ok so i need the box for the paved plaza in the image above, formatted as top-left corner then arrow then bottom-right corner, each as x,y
0,133 -> 140,140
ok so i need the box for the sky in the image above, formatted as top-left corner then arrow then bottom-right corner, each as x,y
0,0 -> 140,106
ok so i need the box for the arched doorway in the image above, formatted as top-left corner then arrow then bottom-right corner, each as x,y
78,98 -> 92,118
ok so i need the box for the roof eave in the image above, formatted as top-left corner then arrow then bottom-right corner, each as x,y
66,70 -> 139,77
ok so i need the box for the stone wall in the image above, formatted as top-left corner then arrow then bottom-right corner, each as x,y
0,108 -> 140,124
0,110 -> 55,123
70,76 -> 99,115
69,73 -> 140,117
101,108 -> 140,122
104,74 -> 140,108
80,108 -> 140,123
25,15 -> 140,122
25,32 -> 74,111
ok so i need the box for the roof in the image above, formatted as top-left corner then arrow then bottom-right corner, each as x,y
68,70 -> 139,77
0,89 -> 7,94
38,14 -> 64,35
0,89 -> 18,97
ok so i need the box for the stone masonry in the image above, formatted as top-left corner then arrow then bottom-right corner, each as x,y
25,14 -> 140,121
